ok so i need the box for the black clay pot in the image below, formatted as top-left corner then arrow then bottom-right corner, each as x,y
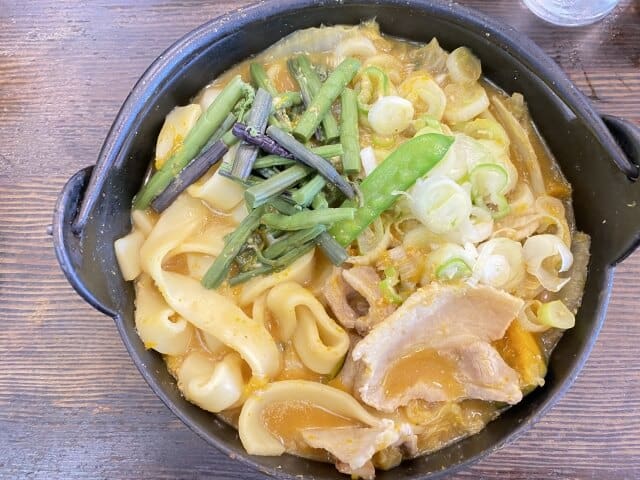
52,1 -> 640,478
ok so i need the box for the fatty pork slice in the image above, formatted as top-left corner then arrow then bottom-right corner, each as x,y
322,266 -> 395,334
301,421 -> 415,480
352,283 -> 524,412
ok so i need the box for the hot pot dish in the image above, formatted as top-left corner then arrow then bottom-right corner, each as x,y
112,22 -> 590,479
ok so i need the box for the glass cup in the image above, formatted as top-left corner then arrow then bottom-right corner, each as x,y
522,0 -> 621,26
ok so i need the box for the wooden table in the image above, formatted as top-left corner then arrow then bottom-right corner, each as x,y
1,1 -> 638,478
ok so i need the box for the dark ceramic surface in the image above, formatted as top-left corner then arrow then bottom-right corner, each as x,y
52,1 -> 640,478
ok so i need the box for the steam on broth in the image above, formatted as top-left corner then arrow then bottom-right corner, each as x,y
115,22 -> 590,479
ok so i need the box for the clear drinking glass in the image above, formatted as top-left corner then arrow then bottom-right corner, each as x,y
522,0 -> 621,26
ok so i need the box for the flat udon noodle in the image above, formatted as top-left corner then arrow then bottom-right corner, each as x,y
177,350 -> 245,413
114,230 -> 145,281
352,283 -> 524,412
154,276 -> 281,381
139,194 -> 281,382
114,210 -> 158,282
134,273 -> 193,355
172,221 -> 235,280
131,208 -> 157,236
266,282 -> 350,374
187,148 -> 245,212
238,250 -> 315,307
239,380 -> 407,471
170,222 -> 234,257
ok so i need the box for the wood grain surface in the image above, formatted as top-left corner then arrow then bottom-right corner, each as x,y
1,1 -> 639,479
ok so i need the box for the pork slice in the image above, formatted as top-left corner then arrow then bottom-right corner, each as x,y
361,336 -> 522,409
450,339 -> 522,404
336,460 -> 375,480
301,420 -> 414,478
334,333 -> 363,392
343,266 -> 396,334
322,268 -> 358,329
322,266 -> 396,335
352,283 -> 524,411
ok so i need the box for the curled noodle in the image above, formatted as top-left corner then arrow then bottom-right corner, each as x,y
239,380 -> 385,456
267,282 -> 350,374
139,194 -> 282,381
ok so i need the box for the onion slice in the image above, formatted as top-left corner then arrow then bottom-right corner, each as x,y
516,300 -> 547,332
537,300 -> 575,329
368,96 -> 415,136
523,234 -> 573,292
473,237 -> 525,291
408,176 -> 472,234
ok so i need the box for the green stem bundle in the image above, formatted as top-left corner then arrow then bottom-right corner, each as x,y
134,75 -> 251,209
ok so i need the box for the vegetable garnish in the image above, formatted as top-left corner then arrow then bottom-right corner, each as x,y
201,205 -> 266,289
340,88 -> 361,174
250,62 -> 278,96
379,267 -> 404,304
354,65 -> 390,113
536,300 -> 576,329
227,243 -> 314,286
251,144 -> 344,170
517,299 -> 575,331
292,58 -> 361,141
244,164 -> 311,209
250,62 -> 297,130
315,231 -> 348,266
273,91 -> 303,110
231,122 -> 294,159
261,208 -> 356,231
469,163 -> 510,219
288,55 -> 340,142
134,76 -> 253,209
329,133 -> 454,246
291,175 -> 326,207
151,141 -> 228,213
263,224 -> 326,259
435,258 -> 473,281
267,125 -> 356,199
231,88 -> 273,180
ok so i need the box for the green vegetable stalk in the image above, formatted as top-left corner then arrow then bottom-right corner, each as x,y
228,243 -> 314,286
250,62 -> 277,95
289,56 -> 340,142
244,164 -> 311,209
201,205 -> 265,289
315,231 -> 348,266
261,208 -> 356,231
293,58 -> 361,142
329,133 -> 453,246
263,224 -> 326,259
291,175 -> 326,206
340,88 -> 361,174
249,62 -> 295,131
134,75 -> 252,209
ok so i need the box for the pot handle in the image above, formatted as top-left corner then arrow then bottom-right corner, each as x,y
600,115 -> 640,264
52,166 -> 117,317
601,114 -> 640,180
